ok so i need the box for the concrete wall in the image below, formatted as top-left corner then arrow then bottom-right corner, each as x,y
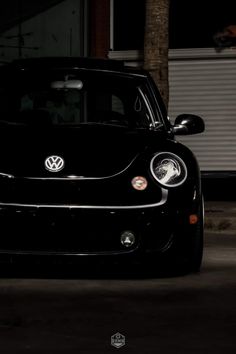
0,0 -> 83,61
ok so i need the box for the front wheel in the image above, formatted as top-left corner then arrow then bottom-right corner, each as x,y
182,198 -> 204,273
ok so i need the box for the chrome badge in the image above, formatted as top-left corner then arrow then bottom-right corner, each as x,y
45,155 -> 65,172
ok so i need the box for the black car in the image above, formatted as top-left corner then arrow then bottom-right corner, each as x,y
0,57 -> 204,273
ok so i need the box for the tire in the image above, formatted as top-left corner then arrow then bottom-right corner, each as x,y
182,197 -> 204,273
147,198 -> 204,276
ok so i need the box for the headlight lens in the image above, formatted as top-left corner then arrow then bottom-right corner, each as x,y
150,152 -> 187,187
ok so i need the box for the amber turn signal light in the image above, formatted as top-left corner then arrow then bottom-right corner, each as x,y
189,214 -> 198,225
131,176 -> 148,191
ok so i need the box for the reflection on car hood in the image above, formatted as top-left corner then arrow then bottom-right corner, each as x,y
0,124 -> 158,178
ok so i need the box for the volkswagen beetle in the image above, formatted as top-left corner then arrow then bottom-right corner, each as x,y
0,57 -> 204,273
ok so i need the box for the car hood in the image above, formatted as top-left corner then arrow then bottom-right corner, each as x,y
0,124 -> 161,178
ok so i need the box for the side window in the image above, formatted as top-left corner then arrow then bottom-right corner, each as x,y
87,91 -> 126,123
112,95 -> 125,115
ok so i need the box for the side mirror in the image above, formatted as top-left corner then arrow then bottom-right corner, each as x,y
173,114 -> 205,135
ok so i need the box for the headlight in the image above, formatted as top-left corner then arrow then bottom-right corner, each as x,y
150,152 -> 187,187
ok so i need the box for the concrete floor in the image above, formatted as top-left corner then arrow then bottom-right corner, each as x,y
0,232 -> 236,353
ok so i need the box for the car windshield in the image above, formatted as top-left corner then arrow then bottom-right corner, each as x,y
0,68 -> 161,129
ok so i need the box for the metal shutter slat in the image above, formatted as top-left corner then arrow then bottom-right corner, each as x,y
169,49 -> 236,171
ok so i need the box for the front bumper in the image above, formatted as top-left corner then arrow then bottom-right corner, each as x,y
0,201 -> 186,258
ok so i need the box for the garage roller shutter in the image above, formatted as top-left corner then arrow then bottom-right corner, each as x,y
168,49 -> 236,171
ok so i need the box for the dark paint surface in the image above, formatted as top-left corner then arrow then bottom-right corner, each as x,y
0,58 -> 202,264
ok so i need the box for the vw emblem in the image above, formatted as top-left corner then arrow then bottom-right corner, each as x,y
45,155 -> 65,172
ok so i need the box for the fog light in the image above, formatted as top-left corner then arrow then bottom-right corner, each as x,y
131,176 -> 148,191
120,231 -> 136,248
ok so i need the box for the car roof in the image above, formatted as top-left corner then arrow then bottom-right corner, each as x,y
3,57 -> 148,78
